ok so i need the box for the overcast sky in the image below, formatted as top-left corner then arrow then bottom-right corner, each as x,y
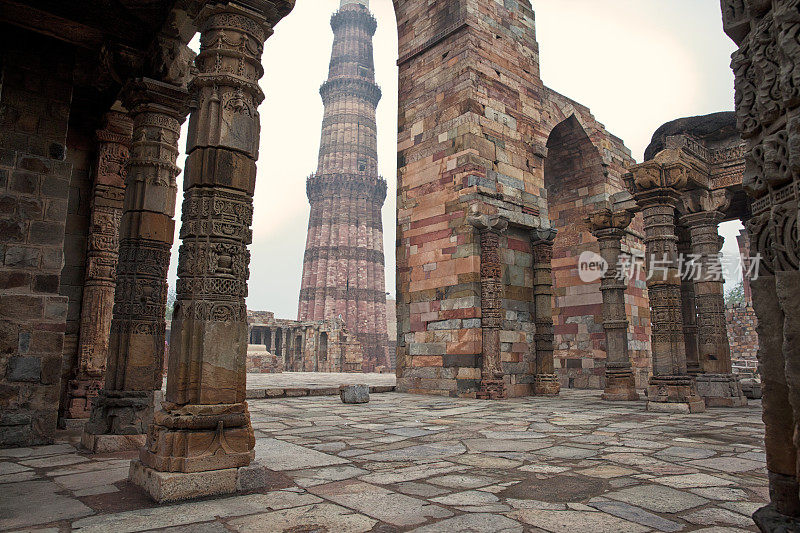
169,0 -> 743,319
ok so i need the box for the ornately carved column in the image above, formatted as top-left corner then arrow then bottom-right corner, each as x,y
586,208 -> 639,401
747,213 -> 800,520
468,208 -> 509,400
676,226 -> 701,376
64,112 -> 132,422
82,79 -> 191,453
680,189 -> 746,407
531,228 -> 560,396
133,1 -> 293,502
627,163 -> 704,413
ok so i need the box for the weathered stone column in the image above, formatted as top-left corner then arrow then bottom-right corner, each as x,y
133,0 -> 293,502
82,79 -> 191,453
530,228 -> 560,396
468,208 -> 509,400
681,189 -> 746,407
64,112 -> 132,423
676,226 -> 701,376
628,163 -> 704,413
586,208 -> 638,401
747,213 -> 800,519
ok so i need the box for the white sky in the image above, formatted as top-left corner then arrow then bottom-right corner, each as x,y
169,0 -> 744,319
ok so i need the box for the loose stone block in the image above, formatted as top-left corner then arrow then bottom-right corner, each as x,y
339,384 -> 370,404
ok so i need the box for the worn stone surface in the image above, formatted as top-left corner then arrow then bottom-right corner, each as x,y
0,391 -> 769,531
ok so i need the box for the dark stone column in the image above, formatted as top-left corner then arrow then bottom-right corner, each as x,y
586,208 -> 638,401
680,190 -> 746,407
530,228 -> 560,396
468,208 -> 509,400
82,79 -> 191,453
747,213 -> 800,520
132,0 -> 294,502
65,112 -> 132,422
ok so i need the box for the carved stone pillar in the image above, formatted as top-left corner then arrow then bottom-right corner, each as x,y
676,226 -> 701,376
628,162 -> 704,413
64,112 -> 132,422
680,190 -> 746,407
468,208 -> 509,400
586,209 -> 638,401
747,213 -> 800,519
530,228 -> 560,396
82,79 -> 191,453
132,1 -> 293,502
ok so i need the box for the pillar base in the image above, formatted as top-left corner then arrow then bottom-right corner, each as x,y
695,373 -> 748,407
768,471 -> 800,518
129,459 -> 276,503
532,374 -> 560,396
476,378 -> 507,400
81,432 -> 146,453
646,376 -> 706,413
139,402 -> 255,473
753,503 -> 800,533
82,390 -> 161,453
65,377 -> 103,419
602,369 -> 640,401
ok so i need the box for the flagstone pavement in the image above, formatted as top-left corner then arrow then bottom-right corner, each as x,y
0,390 -> 767,532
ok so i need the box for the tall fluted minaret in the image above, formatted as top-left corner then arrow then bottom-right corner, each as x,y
298,0 -> 389,372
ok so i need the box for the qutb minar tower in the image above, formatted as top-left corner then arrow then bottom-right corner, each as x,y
298,0 -> 389,371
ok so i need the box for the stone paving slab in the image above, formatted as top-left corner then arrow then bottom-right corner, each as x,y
0,390 -> 765,532
242,372 -> 396,399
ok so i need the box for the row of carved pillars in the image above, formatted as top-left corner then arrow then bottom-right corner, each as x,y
77,1 -> 280,482
468,209 -> 560,400
587,196 -> 745,410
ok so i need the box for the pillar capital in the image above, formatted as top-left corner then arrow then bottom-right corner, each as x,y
531,226 -> 557,245
678,188 -> 731,227
121,77 -> 191,121
467,205 -> 509,235
585,208 -> 634,240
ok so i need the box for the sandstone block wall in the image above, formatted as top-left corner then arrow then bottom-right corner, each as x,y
0,29 -> 75,445
394,0 -> 648,396
726,303 -> 759,374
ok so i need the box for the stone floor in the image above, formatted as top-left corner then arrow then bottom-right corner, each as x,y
246,371 -> 396,390
0,391 -> 767,532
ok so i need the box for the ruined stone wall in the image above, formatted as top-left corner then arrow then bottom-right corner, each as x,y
0,27 -> 75,445
248,312 -> 363,373
245,346 -> 283,374
540,96 -> 649,390
394,0 -> 644,396
726,303 -> 759,374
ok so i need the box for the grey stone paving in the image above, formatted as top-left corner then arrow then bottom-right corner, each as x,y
0,390 -> 767,532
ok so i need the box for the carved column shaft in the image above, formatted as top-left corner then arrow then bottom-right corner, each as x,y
84,79 -> 190,442
531,229 -> 560,396
635,188 -> 704,412
66,112 -> 132,420
682,211 -> 732,374
676,227 -> 701,375
641,199 -> 686,376
469,211 -> 508,400
588,209 -> 638,401
141,2 -> 274,473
